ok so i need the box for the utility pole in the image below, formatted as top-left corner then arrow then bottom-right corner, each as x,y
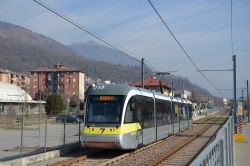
171,81 -> 174,97
242,89 -> 244,101
182,80 -> 184,91
141,58 -> 144,88
233,55 -> 237,131
247,80 -> 249,122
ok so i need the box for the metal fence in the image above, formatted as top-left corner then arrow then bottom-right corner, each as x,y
190,116 -> 234,166
0,114 -> 82,161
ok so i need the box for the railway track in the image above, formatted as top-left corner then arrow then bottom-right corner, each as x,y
51,112 -> 229,166
50,150 -> 127,166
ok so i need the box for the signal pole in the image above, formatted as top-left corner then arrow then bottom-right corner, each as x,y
141,58 -> 144,88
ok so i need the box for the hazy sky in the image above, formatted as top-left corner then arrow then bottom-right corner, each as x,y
0,0 -> 249,99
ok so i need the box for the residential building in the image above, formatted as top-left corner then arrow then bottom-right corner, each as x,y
175,90 -> 192,100
30,64 -> 85,101
0,68 -> 30,90
132,76 -> 173,96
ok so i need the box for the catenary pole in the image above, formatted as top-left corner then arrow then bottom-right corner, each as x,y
233,55 -> 237,132
242,89 -> 244,120
247,80 -> 249,122
141,58 -> 144,88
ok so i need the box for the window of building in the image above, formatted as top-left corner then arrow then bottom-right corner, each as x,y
33,79 -> 37,82
60,85 -> 64,90
47,74 -> 52,80
60,77 -> 64,82
33,85 -> 37,88
73,91 -> 76,95
73,84 -> 76,89
73,78 -> 76,82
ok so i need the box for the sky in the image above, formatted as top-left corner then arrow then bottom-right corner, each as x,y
0,0 -> 249,99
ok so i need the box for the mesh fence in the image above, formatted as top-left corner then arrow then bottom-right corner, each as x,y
0,114 -> 82,161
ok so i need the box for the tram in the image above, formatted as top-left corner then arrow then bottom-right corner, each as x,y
81,84 -> 192,149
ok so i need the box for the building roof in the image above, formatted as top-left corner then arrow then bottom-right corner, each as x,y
0,83 -> 33,102
0,68 -> 27,77
30,64 -> 84,73
132,76 -> 169,88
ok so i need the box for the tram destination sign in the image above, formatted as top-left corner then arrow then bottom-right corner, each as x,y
92,95 -> 120,101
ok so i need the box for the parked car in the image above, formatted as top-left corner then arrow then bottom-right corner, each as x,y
56,115 -> 83,123
76,114 -> 84,122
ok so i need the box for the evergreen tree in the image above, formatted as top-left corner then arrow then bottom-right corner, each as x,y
45,93 -> 65,115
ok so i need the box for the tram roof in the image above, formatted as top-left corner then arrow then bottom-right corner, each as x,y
90,84 -> 137,95
90,84 -> 161,96
89,84 -> 192,104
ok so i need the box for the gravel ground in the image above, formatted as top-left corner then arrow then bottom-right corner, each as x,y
0,123 -> 80,160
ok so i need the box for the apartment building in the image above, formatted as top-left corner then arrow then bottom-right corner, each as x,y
30,64 -> 85,100
0,69 -> 30,90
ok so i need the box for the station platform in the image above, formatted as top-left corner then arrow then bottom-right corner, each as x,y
235,123 -> 250,166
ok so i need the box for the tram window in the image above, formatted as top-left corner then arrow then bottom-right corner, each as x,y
86,95 -> 124,124
181,105 -> 185,120
178,105 -> 182,120
188,105 -> 192,119
124,97 -> 135,123
174,103 -> 179,122
156,99 -> 171,126
134,96 -> 154,128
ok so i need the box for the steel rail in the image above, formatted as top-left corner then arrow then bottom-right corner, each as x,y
50,155 -> 87,166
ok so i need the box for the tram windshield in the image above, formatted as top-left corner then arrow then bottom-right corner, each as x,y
86,95 -> 125,124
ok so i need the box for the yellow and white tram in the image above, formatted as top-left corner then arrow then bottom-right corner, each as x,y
81,84 -> 192,150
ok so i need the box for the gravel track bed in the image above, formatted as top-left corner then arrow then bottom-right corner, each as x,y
159,125 -> 221,166
71,150 -> 127,166
105,124 -> 211,166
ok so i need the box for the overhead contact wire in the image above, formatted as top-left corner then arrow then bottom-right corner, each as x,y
33,0 -> 141,65
147,0 -> 219,92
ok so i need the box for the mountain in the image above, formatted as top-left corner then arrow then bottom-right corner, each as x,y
0,20 -> 211,96
69,41 -> 140,66
0,21 -> 141,83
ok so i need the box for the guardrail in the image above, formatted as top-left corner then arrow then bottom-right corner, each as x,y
190,116 -> 234,166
